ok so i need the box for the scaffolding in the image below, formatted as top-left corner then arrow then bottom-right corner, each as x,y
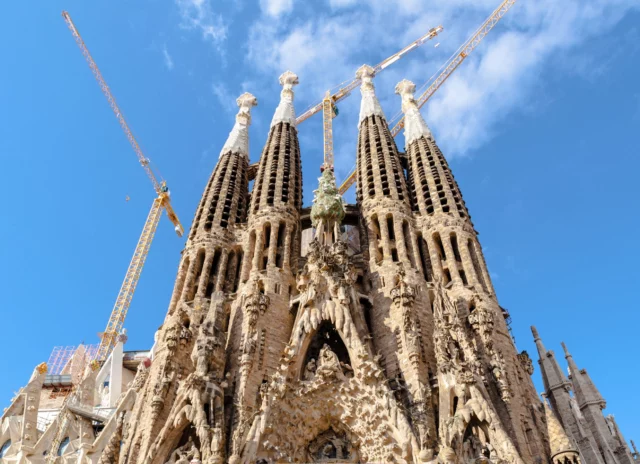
46,345 -> 99,377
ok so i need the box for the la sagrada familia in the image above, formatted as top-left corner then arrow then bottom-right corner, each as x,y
1,68 -> 638,464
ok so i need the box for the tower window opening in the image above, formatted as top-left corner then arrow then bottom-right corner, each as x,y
391,248 -> 399,263
371,216 -> 383,263
206,248 -> 222,297
224,251 -> 237,293
459,269 -> 468,286
387,216 -> 395,241
233,251 -> 243,292
417,234 -> 433,282
276,223 -> 286,268
402,220 -> 416,267
433,232 -> 446,260
443,268 -> 452,285
468,239 -> 488,293
450,233 -> 462,262
264,224 -> 271,248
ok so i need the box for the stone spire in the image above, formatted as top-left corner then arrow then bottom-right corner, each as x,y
561,343 -> 635,464
531,329 -> 607,464
531,325 -> 547,358
395,79 -> 432,143
271,70 -> 299,128
562,342 -> 605,409
220,92 -> 257,158
543,396 -> 581,464
356,64 -> 384,124
249,71 -> 302,215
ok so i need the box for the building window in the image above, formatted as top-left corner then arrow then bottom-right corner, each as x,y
0,440 -> 11,458
58,437 -> 70,456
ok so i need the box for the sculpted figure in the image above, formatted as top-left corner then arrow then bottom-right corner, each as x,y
304,358 -> 317,381
316,345 -> 345,381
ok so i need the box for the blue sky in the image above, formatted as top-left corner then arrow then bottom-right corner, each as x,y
1,0 -> 639,443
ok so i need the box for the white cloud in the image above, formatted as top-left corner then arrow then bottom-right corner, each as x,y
260,0 -> 294,18
162,45 -> 174,70
176,0 -> 227,50
212,82 -> 237,115
245,0 -> 639,169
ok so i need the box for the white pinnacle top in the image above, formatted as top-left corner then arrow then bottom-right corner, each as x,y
270,70 -> 299,128
395,79 -> 433,145
221,92 -> 258,158
356,64 -> 385,124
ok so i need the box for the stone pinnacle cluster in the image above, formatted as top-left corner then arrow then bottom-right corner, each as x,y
1,69 -> 638,464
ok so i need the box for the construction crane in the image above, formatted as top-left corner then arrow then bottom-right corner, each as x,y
338,0 -> 517,194
61,11 -> 184,362
294,26 -> 443,171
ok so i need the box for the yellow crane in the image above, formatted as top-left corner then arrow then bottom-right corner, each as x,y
338,0 -> 517,194
61,11 -> 184,362
295,27 -> 443,171
48,13 -> 185,461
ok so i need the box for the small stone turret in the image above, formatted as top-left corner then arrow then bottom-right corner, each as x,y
562,343 -> 636,464
543,395 -> 582,464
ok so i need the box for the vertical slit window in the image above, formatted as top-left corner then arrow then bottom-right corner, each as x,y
468,239 -> 488,292
402,220 -> 415,266
205,249 -> 221,298
276,223 -> 286,268
433,232 -> 446,260
450,233 -> 462,262
233,251 -> 243,292
417,234 -> 432,282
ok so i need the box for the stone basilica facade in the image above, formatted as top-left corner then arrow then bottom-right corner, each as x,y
2,68 -> 638,464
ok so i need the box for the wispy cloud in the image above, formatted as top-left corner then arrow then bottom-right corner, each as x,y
245,0 -> 639,170
212,82 -> 237,115
176,0 -> 227,50
259,0 -> 294,18
162,45 -> 174,70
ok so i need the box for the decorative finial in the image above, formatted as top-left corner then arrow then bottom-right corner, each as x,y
395,79 -> 433,144
310,168 -> 345,229
271,71 -> 299,128
220,92 -> 257,158
36,362 -> 48,375
356,64 -> 384,124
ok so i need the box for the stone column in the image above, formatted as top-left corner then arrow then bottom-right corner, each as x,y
283,224 -> 293,271
378,216 -> 392,262
441,233 -> 462,285
409,228 -> 424,276
268,224 -> 279,267
425,233 -> 443,281
458,235 -> 480,288
215,250 -> 230,292
225,252 -> 239,293
196,252 -> 215,298
252,229 -> 264,272
393,215 -> 410,264
180,258 -> 197,301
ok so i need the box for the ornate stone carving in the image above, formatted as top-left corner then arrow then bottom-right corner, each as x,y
517,351 -> 534,376
243,275 -> 269,333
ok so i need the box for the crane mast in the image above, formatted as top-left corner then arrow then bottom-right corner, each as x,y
61,11 -> 184,361
338,0 -> 516,194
